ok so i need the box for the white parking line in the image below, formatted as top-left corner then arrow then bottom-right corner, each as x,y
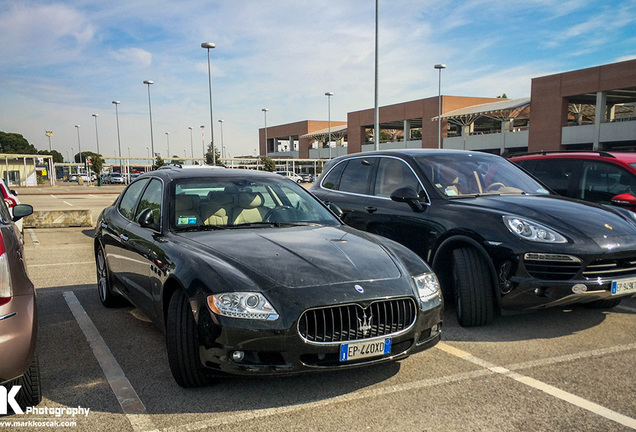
63,291 -> 158,432
62,200 -> 74,207
436,342 -> 636,429
617,305 -> 636,313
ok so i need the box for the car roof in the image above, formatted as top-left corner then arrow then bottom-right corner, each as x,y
138,166 -> 281,181
510,151 -> 636,163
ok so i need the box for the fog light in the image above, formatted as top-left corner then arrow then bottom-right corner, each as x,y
231,351 -> 245,362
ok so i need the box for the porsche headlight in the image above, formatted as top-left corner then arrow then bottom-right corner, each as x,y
207,292 -> 279,320
503,215 -> 567,243
413,272 -> 441,302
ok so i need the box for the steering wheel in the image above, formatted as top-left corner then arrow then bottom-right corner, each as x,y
486,182 -> 506,192
264,206 -> 295,222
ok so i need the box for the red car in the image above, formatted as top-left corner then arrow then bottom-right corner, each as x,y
510,151 -> 636,211
0,199 -> 39,413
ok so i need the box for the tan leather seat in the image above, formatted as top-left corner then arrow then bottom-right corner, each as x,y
231,192 -> 268,225
175,194 -> 202,226
201,191 -> 234,226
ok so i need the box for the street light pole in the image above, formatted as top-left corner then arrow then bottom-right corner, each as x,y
165,132 -> 170,161
200,125 -> 205,162
143,80 -> 155,165
188,127 -> 194,163
262,108 -> 268,155
218,119 -> 224,159
374,0 -> 379,151
74,125 -> 84,178
325,92 -> 333,159
91,114 -> 100,154
201,42 -> 216,165
434,64 -> 446,149
112,101 -> 123,173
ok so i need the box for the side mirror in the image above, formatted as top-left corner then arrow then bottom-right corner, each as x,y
137,208 -> 159,231
390,187 -> 424,212
12,204 -> 33,221
326,203 -> 344,219
611,193 -> 636,208
10,190 -> 18,196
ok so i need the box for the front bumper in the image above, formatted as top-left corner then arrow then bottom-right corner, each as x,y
196,297 -> 443,376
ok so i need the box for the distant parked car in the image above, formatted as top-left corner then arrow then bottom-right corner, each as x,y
312,149 -> 636,326
0,179 -> 22,232
94,166 -> 443,386
300,173 -> 315,183
108,172 -> 125,184
510,151 -> 636,211
0,199 -> 39,412
276,171 -> 303,183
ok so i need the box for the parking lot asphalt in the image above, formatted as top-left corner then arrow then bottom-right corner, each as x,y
3,190 -> 636,431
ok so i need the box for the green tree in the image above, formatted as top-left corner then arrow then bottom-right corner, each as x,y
153,154 -> 165,170
90,154 -> 105,177
38,149 -> 64,163
0,132 -> 38,154
260,156 -> 276,172
205,144 -> 222,166
171,155 -> 184,165
497,93 -> 508,99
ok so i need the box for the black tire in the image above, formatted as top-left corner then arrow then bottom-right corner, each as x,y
166,290 -> 208,388
96,245 -> 121,307
452,247 -> 494,327
584,298 -> 622,309
3,352 -> 42,413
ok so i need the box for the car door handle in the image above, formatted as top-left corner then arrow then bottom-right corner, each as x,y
101,222 -> 108,229
365,206 -> 378,213
119,233 -> 129,242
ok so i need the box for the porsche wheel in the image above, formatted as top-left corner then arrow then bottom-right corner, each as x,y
166,290 -> 208,388
452,247 -> 494,327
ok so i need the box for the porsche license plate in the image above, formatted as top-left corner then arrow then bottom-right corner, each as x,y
340,337 -> 391,362
611,278 -> 636,295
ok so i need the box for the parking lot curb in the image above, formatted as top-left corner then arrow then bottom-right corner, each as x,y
23,210 -> 93,228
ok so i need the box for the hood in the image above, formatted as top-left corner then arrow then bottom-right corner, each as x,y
177,225 -> 402,288
462,194 -> 636,248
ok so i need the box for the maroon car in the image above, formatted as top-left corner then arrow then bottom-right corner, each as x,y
0,200 -> 39,413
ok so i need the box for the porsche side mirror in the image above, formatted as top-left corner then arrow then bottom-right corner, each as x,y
327,203 -> 344,219
390,187 -> 423,212
611,193 -> 636,208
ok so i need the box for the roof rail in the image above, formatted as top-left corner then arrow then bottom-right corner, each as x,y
509,150 -> 617,159
157,163 -> 183,170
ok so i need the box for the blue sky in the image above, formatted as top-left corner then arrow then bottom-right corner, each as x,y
0,0 -> 635,161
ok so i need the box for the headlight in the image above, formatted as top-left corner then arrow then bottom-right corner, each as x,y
503,215 -> 567,243
413,272 -> 441,302
207,292 -> 279,320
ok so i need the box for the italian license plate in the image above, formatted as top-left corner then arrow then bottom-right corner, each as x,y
611,278 -> 636,295
339,337 -> 392,362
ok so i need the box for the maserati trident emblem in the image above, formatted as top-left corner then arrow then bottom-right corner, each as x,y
354,284 -> 364,293
357,311 -> 373,337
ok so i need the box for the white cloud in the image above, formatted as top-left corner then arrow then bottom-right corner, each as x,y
110,48 -> 153,68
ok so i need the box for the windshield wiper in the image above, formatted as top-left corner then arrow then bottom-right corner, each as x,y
175,225 -> 227,232
228,222 -> 279,228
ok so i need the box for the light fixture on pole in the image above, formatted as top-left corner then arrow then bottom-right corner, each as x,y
218,119 -> 224,159
143,80 -> 155,164
325,92 -> 333,159
91,114 -> 100,154
45,130 -> 53,151
188,127 -> 194,162
434,64 -> 446,149
262,108 -> 268,155
112,101 -> 123,173
201,42 -> 216,165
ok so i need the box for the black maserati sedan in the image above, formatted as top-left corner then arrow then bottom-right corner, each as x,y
94,166 -> 443,387
311,149 -> 636,327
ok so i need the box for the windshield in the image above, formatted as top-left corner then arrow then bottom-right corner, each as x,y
413,152 -> 550,198
172,176 -> 339,231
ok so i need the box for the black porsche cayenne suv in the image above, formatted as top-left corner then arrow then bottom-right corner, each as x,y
311,149 -> 636,327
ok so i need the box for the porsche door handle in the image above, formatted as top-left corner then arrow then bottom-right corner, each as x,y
119,234 -> 129,242
365,206 -> 378,214
100,222 -> 108,229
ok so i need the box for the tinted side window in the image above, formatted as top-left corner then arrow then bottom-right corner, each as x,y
321,161 -> 347,190
119,179 -> 150,221
531,159 -> 577,195
135,179 -> 163,225
338,158 -> 374,195
580,161 -> 636,202
373,158 -> 423,198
